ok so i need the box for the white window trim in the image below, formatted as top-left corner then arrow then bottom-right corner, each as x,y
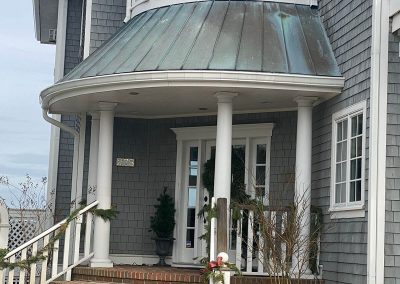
329,101 -> 367,219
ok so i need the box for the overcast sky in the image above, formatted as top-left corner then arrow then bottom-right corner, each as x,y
0,1 -> 56,206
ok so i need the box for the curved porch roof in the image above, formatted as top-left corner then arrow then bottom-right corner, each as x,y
41,0 -> 344,117
62,0 -> 341,82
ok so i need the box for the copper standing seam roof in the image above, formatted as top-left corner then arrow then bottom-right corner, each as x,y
61,0 -> 341,82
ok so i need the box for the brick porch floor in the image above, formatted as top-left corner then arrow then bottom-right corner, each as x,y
49,266 -> 324,284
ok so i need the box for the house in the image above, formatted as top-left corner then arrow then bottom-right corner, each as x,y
2,0 -> 398,283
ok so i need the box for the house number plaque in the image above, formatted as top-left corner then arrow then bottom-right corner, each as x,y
116,158 -> 135,167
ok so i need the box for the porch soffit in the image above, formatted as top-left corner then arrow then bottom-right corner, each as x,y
61,1 -> 341,81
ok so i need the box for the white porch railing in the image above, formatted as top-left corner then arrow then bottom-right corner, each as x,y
0,201 -> 98,284
232,208 -> 288,275
210,198 -> 321,278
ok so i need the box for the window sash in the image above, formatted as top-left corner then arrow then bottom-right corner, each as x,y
332,108 -> 365,210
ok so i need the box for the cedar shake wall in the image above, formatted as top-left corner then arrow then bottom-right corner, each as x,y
384,22 -> 400,284
312,1 -> 372,283
109,112 -> 297,255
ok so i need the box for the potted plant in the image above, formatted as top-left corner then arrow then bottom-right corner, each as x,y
150,186 -> 176,266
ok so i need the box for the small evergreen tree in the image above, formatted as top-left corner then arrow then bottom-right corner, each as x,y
150,187 -> 176,238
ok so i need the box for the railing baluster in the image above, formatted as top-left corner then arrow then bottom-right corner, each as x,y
281,212 -> 287,267
52,237 -> 60,278
84,212 -> 93,257
29,242 -> 38,284
257,211 -> 266,273
62,224 -> 71,281
269,211 -> 276,273
235,210 -> 242,270
246,210 -> 253,273
40,235 -> 50,283
0,268 -> 4,284
7,255 -> 15,284
19,248 -> 28,284
73,215 -> 83,264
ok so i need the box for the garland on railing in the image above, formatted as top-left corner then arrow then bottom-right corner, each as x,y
0,202 -> 118,270
201,255 -> 241,283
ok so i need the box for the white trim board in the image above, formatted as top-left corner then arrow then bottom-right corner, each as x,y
172,123 -> 274,141
367,0 -> 389,283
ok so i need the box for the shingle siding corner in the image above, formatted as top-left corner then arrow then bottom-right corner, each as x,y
385,21 -> 400,283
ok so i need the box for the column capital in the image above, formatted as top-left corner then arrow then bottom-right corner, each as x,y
215,92 -> 238,103
294,96 -> 319,107
98,102 -> 118,111
89,112 -> 100,120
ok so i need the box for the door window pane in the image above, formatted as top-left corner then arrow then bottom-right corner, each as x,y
186,229 -> 195,248
256,144 -> 266,164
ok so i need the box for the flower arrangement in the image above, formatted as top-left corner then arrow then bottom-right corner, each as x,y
201,252 -> 241,283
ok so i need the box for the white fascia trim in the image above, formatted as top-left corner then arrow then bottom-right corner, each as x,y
126,0 -> 318,21
32,0 -> 41,41
54,0 -> 68,81
83,0 -> 92,59
367,0 -> 389,283
172,123 -> 274,141
40,70 -> 345,109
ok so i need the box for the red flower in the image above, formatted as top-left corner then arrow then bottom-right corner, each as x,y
216,256 -> 223,267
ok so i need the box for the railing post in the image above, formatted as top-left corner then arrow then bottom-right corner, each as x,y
210,197 -> 217,262
216,198 -> 228,254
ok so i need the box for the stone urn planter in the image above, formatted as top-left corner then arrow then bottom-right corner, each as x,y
150,187 -> 176,266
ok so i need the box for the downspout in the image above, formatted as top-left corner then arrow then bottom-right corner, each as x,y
368,0 -> 389,283
42,108 -> 83,211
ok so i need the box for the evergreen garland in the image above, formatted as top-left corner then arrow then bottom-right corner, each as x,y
0,202 -> 118,270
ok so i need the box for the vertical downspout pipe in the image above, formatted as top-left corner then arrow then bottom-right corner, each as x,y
42,108 -> 82,210
368,0 -> 389,283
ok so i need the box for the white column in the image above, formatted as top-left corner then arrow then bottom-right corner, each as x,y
87,113 -> 100,203
90,102 -> 117,268
213,92 -> 237,203
292,97 -> 317,275
213,92 -> 237,253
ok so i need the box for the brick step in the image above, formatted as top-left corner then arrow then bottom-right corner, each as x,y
69,266 -> 324,284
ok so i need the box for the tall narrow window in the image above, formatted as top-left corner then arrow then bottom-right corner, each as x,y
330,101 -> 366,217
186,147 -> 198,248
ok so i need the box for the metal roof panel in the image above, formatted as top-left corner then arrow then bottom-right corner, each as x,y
61,0 -> 342,82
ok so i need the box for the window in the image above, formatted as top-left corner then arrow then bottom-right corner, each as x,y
330,101 -> 366,218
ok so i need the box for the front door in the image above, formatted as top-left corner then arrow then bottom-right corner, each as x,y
172,124 -> 273,266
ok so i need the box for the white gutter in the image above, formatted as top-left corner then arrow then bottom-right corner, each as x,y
367,0 -> 389,283
42,109 -> 78,137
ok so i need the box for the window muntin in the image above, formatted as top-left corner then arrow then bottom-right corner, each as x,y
331,102 -> 366,212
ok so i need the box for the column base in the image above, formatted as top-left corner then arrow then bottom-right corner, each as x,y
90,258 -> 114,268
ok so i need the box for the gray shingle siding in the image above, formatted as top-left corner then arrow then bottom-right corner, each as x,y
64,0 -> 83,74
110,111 -> 297,255
89,0 -> 125,54
312,0 -> 372,283
385,22 -> 400,284
55,0 -> 84,221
